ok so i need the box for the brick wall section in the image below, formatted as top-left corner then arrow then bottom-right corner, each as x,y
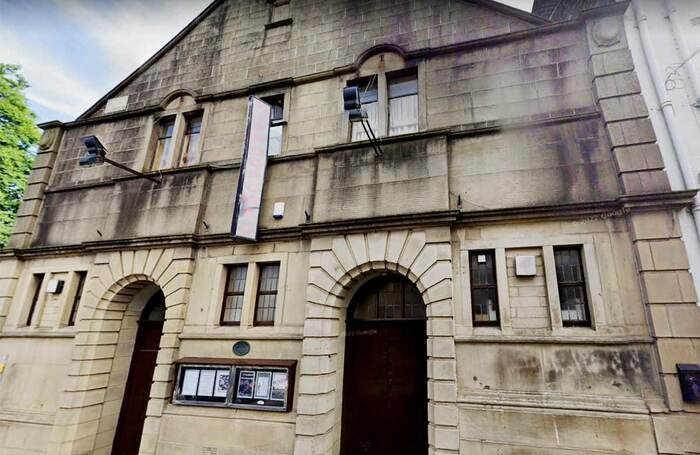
89,0 -> 535,119
587,10 -> 700,454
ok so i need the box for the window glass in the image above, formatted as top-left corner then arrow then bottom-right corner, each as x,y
254,264 -> 280,325
388,73 -> 418,136
181,114 -> 203,166
221,265 -> 248,324
469,252 -> 499,326
68,272 -> 86,326
26,273 -> 45,326
262,95 -> 284,156
152,118 -> 175,170
350,275 -> 425,321
554,247 -> 590,326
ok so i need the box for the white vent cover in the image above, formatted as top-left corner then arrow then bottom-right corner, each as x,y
515,256 -> 536,277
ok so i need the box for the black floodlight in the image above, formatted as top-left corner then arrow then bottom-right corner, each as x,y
343,86 -> 361,111
79,135 -> 161,184
342,86 -> 382,156
79,135 -> 106,165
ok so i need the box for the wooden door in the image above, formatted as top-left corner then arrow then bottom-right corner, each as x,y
112,293 -> 165,455
340,276 -> 428,455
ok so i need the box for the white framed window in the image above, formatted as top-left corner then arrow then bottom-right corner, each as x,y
348,68 -> 418,142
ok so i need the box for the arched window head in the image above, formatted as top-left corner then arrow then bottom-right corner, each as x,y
348,47 -> 419,141
149,91 -> 204,171
349,275 -> 425,321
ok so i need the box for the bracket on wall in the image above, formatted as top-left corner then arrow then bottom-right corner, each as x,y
79,135 -> 162,184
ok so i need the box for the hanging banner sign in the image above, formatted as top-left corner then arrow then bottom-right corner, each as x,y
231,97 -> 271,241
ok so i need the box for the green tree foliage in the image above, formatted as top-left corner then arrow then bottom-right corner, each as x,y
0,64 -> 40,247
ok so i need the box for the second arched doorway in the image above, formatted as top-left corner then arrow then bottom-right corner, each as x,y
340,274 -> 428,454
112,290 -> 165,455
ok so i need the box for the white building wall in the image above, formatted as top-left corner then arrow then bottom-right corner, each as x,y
625,0 -> 700,300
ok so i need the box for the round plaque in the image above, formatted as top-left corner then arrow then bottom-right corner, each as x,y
232,341 -> 250,356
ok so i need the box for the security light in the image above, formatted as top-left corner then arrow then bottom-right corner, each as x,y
79,135 -> 107,165
342,86 -> 382,156
79,135 -> 161,184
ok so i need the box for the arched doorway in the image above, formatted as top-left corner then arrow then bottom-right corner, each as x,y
340,274 -> 428,455
112,290 -> 165,455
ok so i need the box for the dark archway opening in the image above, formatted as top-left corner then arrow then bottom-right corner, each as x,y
112,290 -> 165,455
340,274 -> 428,455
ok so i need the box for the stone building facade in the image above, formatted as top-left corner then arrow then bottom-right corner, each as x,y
0,0 -> 698,454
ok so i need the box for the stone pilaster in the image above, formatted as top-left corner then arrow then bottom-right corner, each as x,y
9,123 -> 63,248
587,7 -> 700,453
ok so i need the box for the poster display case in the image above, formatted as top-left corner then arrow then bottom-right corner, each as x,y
173,358 -> 295,412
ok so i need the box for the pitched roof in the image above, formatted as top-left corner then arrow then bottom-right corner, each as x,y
75,0 -> 547,122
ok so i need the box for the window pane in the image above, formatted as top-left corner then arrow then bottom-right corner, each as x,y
259,264 -> 279,292
255,264 -> 280,324
351,77 -> 378,104
554,247 -> 590,325
152,119 -> 175,170
469,252 -> 499,326
472,288 -> 499,322
181,116 -> 202,166
389,94 -> 418,136
68,272 -> 87,326
222,265 -> 247,324
388,74 -> 418,98
268,124 -> 283,156
470,253 -> 496,286
228,265 -> 248,293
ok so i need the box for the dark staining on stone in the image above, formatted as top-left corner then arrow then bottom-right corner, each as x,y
328,139 -> 430,218
497,349 -> 542,386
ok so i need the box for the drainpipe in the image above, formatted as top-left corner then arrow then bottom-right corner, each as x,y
631,0 -> 700,235
665,0 -> 700,106
630,0 -> 700,301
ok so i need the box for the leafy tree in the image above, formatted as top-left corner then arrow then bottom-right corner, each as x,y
0,64 -> 40,247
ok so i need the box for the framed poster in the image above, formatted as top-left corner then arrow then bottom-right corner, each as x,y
237,370 -> 255,399
270,372 -> 288,401
173,359 -> 296,412
214,370 -> 230,398
231,97 -> 272,241
254,371 -> 272,399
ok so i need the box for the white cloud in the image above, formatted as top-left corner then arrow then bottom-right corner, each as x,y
0,28 -> 101,118
53,0 -> 210,86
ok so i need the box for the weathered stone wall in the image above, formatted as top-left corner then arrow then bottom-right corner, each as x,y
86,0 -> 535,119
1,1 -> 698,454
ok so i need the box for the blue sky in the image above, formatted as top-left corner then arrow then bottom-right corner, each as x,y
0,0 -> 533,124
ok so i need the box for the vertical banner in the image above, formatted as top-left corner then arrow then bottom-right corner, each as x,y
232,97 -> 271,241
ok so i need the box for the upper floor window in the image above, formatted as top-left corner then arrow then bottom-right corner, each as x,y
150,108 -> 204,171
153,117 -> 176,170
554,246 -> 590,326
262,94 -> 285,156
469,251 -> 499,326
181,113 -> 203,166
254,263 -> 280,325
25,273 -> 45,327
388,73 -> 418,136
348,68 -> 418,142
221,265 -> 248,325
68,272 -> 87,327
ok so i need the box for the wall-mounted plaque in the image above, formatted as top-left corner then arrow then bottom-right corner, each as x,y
173,358 -> 295,412
233,340 -> 251,356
